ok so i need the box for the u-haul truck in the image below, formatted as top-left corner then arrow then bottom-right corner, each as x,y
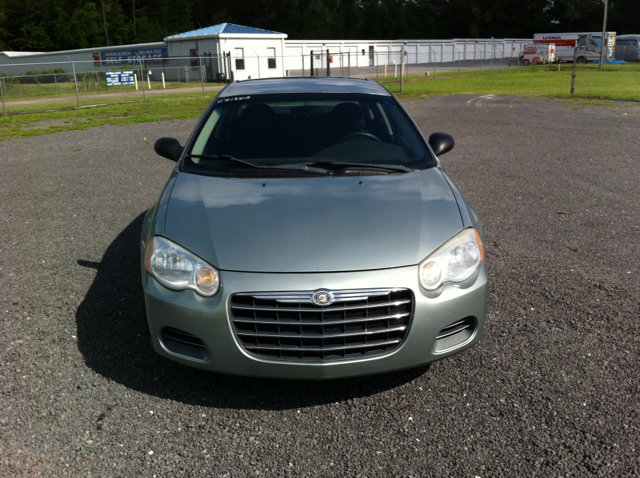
534,32 -> 616,63
520,43 -> 556,65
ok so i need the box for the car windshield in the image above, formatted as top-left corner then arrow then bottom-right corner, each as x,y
185,92 -> 434,174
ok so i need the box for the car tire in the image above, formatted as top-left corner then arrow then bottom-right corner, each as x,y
522,59 -> 530,66
576,56 -> 587,64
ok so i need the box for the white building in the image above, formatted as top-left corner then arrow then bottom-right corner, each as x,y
283,38 -> 529,75
0,23 -> 528,81
0,24 -> 288,82
164,24 -> 287,81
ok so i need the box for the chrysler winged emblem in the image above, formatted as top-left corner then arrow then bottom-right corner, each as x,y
312,290 -> 335,306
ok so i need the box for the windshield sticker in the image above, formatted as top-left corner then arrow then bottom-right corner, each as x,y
217,96 -> 251,103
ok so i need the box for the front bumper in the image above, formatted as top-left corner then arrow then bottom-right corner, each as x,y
142,264 -> 487,379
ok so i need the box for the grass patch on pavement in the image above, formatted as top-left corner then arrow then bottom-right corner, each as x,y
0,96 -> 213,141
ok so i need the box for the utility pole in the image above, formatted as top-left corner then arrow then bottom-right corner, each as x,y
101,1 -> 109,46
65,55 -> 81,108
599,0 -> 609,69
571,46 -> 577,95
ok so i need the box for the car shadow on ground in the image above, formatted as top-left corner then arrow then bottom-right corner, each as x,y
75,213 -> 429,410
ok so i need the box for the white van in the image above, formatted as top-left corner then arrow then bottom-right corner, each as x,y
534,32 -> 616,63
615,35 -> 640,61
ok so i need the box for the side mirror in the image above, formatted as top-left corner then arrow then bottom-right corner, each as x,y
154,137 -> 183,162
428,132 -> 455,157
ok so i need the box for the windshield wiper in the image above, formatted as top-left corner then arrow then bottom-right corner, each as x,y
302,160 -> 412,173
186,154 -> 331,174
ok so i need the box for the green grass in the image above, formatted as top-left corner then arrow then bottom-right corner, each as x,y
1,80 -> 210,100
0,96 -> 214,141
4,89 -> 219,113
1,63 -> 638,141
380,63 -> 640,101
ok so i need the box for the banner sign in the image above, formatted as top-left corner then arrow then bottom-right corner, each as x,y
106,71 -> 135,86
100,47 -> 168,65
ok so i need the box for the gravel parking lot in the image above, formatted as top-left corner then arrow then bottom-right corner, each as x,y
1,94 -> 639,477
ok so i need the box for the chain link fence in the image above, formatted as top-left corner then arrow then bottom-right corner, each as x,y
0,55 -> 230,114
373,45 -> 640,101
1,46 -> 639,115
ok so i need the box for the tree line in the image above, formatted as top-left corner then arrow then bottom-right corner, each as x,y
0,0 -> 637,53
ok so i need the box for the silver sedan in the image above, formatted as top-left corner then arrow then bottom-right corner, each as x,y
141,77 -> 487,379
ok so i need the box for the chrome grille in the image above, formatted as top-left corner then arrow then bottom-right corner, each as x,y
230,288 -> 413,363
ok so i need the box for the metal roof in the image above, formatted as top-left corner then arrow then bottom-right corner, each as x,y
0,51 -> 45,58
218,77 -> 391,97
165,23 -> 285,40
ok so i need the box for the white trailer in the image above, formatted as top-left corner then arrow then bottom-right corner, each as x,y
533,32 -> 616,63
520,43 -> 556,65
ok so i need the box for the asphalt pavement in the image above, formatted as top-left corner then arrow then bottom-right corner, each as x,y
1,95 -> 639,477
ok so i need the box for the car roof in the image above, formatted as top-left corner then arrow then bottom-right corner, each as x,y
217,77 -> 392,98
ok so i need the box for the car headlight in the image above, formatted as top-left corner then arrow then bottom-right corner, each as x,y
144,236 -> 220,297
419,228 -> 485,291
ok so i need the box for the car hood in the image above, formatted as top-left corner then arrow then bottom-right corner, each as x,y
164,169 -> 463,273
